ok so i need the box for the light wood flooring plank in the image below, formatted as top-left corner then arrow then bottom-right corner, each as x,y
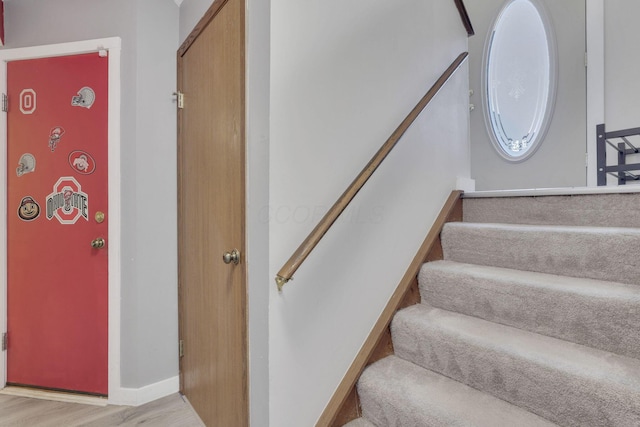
0,393 -> 204,426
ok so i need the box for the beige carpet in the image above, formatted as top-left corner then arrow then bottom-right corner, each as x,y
349,193 -> 640,427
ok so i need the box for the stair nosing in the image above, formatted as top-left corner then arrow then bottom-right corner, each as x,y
421,260 -> 640,297
394,304 -> 640,389
443,221 -> 640,235
359,355 -> 559,427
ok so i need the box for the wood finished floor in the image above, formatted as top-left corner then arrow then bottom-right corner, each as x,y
0,393 -> 205,426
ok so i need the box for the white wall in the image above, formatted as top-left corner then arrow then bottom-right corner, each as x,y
601,2 -> 640,185
468,0 -> 640,190
269,0 -> 470,425
3,0 -> 181,390
245,0 -> 271,425
178,0 -> 212,45
128,0 -> 180,388
467,0 -> 588,191
602,2 -> 640,185
604,1 -> 640,130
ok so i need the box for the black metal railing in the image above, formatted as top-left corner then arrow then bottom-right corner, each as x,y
597,124 -> 640,185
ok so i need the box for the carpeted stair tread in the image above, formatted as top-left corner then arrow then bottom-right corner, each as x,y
342,417 -> 376,427
392,305 -> 640,427
356,355 -> 558,427
419,260 -> 640,359
441,222 -> 640,286
462,193 -> 640,228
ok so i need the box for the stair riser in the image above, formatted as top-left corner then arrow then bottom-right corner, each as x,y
392,309 -> 640,427
463,193 -> 640,228
441,223 -> 640,286
420,262 -> 640,359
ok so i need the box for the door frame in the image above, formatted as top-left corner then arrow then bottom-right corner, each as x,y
586,0 -> 604,187
0,37 -> 122,399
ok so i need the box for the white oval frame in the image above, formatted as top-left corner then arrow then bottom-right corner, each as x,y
481,0 -> 558,162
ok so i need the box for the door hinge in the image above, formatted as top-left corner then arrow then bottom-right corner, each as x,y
174,91 -> 184,109
584,52 -> 588,68
2,93 -> 8,112
2,332 -> 7,351
179,339 -> 184,358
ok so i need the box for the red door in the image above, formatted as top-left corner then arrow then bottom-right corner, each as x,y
6,53 -> 109,395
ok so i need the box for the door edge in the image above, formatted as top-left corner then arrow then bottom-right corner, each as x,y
586,0 -> 605,187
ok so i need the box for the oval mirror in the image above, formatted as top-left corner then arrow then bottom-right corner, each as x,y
482,0 -> 557,161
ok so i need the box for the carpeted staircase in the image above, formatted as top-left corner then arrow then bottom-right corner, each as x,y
345,192 -> 640,427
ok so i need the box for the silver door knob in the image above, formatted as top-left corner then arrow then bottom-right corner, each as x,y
222,249 -> 240,265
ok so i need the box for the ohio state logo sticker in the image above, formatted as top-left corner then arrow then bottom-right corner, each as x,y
49,126 -> 65,152
72,87 -> 96,109
46,176 -> 89,224
20,89 -> 37,114
18,196 -> 40,221
16,153 -> 36,176
68,150 -> 96,175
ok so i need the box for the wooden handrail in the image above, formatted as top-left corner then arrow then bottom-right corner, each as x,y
454,0 -> 475,36
275,52 -> 469,290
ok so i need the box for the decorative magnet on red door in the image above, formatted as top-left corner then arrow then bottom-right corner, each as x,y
19,88 -> 37,114
68,150 -> 96,175
46,176 -> 89,225
71,86 -> 95,109
16,153 -> 36,176
49,126 -> 65,152
18,196 -> 41,221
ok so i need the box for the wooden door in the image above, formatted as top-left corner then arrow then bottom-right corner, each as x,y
6,53 -> 109,395
177,0 -> 247,425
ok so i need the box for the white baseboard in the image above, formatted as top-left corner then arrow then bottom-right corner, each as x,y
108,375 -> 179,406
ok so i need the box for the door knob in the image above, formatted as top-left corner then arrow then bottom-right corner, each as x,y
222,249 -> 240,265
91,237 -> 106,249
